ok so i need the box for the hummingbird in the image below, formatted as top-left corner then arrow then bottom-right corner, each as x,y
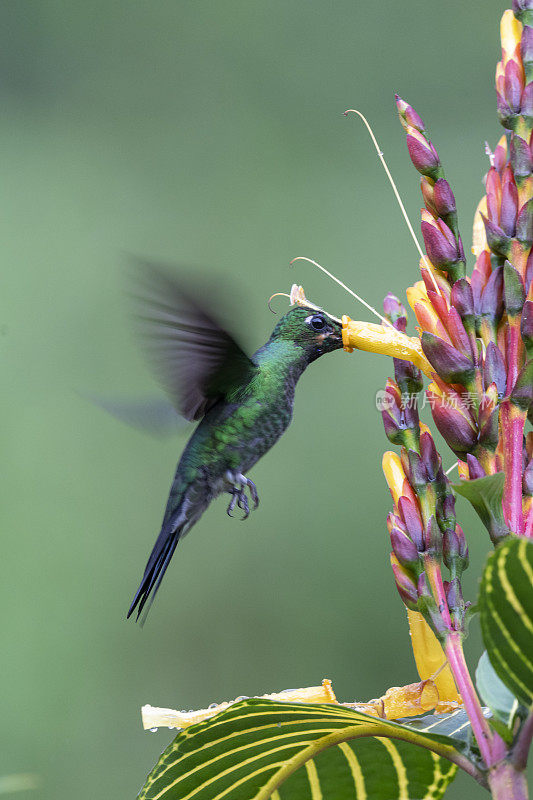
127,265 -> 344,621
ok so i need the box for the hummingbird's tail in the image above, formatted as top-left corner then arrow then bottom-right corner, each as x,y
127,494 -> 205,622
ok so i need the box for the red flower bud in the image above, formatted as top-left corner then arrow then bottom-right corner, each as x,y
421,220 -> 460,269
466,453 -> 485,480
406,132 -> 440,177
432,178 -> 457,218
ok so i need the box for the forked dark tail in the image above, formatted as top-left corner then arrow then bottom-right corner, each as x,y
127,522 -> 184,623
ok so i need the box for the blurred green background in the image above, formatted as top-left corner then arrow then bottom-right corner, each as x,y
1,1 -> 516,798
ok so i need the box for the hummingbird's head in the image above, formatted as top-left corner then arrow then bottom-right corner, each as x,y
270,306 -> 344,363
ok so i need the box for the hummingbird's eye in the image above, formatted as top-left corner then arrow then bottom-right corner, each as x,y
306,314 -> 327,331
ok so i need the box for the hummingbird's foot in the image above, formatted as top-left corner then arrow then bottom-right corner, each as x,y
225,471 -> 260,520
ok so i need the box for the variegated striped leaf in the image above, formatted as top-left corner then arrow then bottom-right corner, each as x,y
137,700 -> 470,800
480,536 -> 533,708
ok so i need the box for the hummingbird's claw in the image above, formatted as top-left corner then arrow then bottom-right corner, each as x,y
227,492 -> 239,517
225,471 -> 260,520
237,491 -> 250,520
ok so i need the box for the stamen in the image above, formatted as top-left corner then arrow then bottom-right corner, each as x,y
343,108 -> 442,299
290,255 -> 393,328
445,461 -> 458,475
267,292 -> 291,313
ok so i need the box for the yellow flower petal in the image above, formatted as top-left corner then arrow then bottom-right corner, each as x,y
472,195 -> 488,256
500,9 -> 523,66
407,609 -> 461,706
382,452 -> 408,507
342,316 -> 433,377
142,680 -> 337,730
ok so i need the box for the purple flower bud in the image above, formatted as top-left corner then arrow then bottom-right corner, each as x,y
430,393 -> 478,456
500,169 -> 519,236
383,292 -> 407,332
481,265 -> 505,324
504,60 -> 524,113
504,261 -> 526,315
398,496 -> 424,550
483,342 -> 507,396
516,198 -> 533,244
443,529 -> 460,569
406,134 -> 440,177
421,332 -> 475,385
466,453 -> 485,480
390,527 -> 419,566
482,215 -> 512,257
421,221 -> 460,269
382,407 -> 404,445
511,134 -> 533,178
451,279 -> 475,320
393,358 -> 424,396
420,431 -> 440,481
433,178 -> 457,218
445,577 -> 465,613
392,561 -> 419,609
395,94 -> 426,133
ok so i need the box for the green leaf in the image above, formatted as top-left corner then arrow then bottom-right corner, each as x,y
452,473 -> 509,544
479,537 -> 533,709
475,651 -> 519,736
137,700 -> 471,800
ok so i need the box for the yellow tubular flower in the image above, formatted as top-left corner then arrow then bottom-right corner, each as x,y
500,9 -> 523,68
472,196 -> 489,256
407,610 -> 461,710
342,316 -> 433,378
406,280 -> 428,310
142,680 -> 337,730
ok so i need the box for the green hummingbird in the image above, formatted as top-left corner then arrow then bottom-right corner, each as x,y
127,266 -> 343,621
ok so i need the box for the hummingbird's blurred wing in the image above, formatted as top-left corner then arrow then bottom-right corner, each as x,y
131,263 -> 258,421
